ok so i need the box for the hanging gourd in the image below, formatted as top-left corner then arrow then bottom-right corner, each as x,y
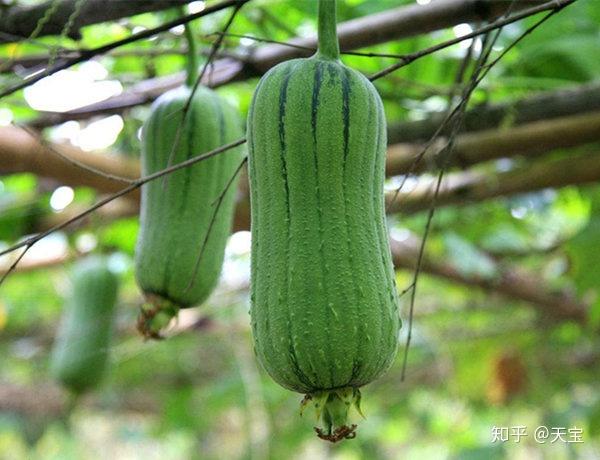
50,256 -> 119,395
134,19 -> 244,338
246,0 -> 401,442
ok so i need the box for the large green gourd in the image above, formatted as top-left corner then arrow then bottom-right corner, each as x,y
50,256 -> 119,395
247,0 -> 401,442
134,29 -> 244,338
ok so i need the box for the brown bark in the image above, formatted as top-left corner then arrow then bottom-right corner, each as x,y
8,110 -> 600,204
0,126 -> 139,198
5,108 -> 599,233
0,0 -> 250,100
248,0 -> 546,73
32,148 -> 600,247
386,111 -> 600,175
0,252 -> 73,276
0,0 -> 194,43
387,151 -> 600,214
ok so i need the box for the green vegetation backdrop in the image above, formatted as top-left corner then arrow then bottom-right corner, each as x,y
0,0 -> 599,458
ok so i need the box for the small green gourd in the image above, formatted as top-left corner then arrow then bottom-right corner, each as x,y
50,256 -> 119,395
134,22 -> 244,338
247,0 -> 401,442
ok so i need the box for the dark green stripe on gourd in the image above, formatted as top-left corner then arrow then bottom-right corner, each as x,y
135,84 -> 244,337
50,256 -> 119,395
247,0 -> 400,442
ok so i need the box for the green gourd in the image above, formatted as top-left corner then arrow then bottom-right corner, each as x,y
50,256 -> 119,395
247,0 -> 401,442
134,23 -> 244,338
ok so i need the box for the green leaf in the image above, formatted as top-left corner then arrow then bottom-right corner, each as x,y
566,191 -> 600,294
515,35 -> 600,82
98,218 -> 139,255
443,233 -> 498,280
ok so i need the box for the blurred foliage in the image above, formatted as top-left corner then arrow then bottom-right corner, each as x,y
0,0 -> 600,459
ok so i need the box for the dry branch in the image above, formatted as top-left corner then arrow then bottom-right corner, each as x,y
0,0 -> 194,43
390,237 -> 587,323
0,138 -> 247,261
368,0 -> 574,83
386,111 -> 600,175
387,151 -> 600,214
0,252 -> 73,276
1,48 -> 240,74
0,126 -> 140,197
0,0 -> 251,99
249,0 -> 548,73
2,230 -> 588,324
388,81 -> 600,144
26,0 -> 551,128
5,109 -> 600,235
7,109 -> 600,202
34,195 -> 253,237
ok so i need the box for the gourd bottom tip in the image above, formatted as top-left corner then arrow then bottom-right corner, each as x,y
137,293 -> 180,340
300,386 -> 363,442
315,424 -> 358,443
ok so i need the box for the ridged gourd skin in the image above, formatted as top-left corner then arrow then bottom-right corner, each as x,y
247,0 -> 400,442
134,85 -> 244,336
50,257 -> 119,395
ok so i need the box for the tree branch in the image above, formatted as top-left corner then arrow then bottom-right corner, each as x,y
3,228 -> 588,324
1,47 -> 241,74
0,0 -> 251,99
388,81 -> 600,144
29,148 -> 600,254
0,126 -> 140,197
6,109 -> 600,204
368,0 -> 575,82
0,0 -> 195,43
386,111 -> 600,175
249,0 -> 550,74
26,0 -> 552,128
390,236 -> 588,323
0,108 -> 600,214
5,108 -> 600,237
386,150 -> 600,215
0,138 -> 246,260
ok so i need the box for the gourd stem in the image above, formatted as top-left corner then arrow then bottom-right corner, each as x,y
181,7 -> 199,87
317,0 -> 340,60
